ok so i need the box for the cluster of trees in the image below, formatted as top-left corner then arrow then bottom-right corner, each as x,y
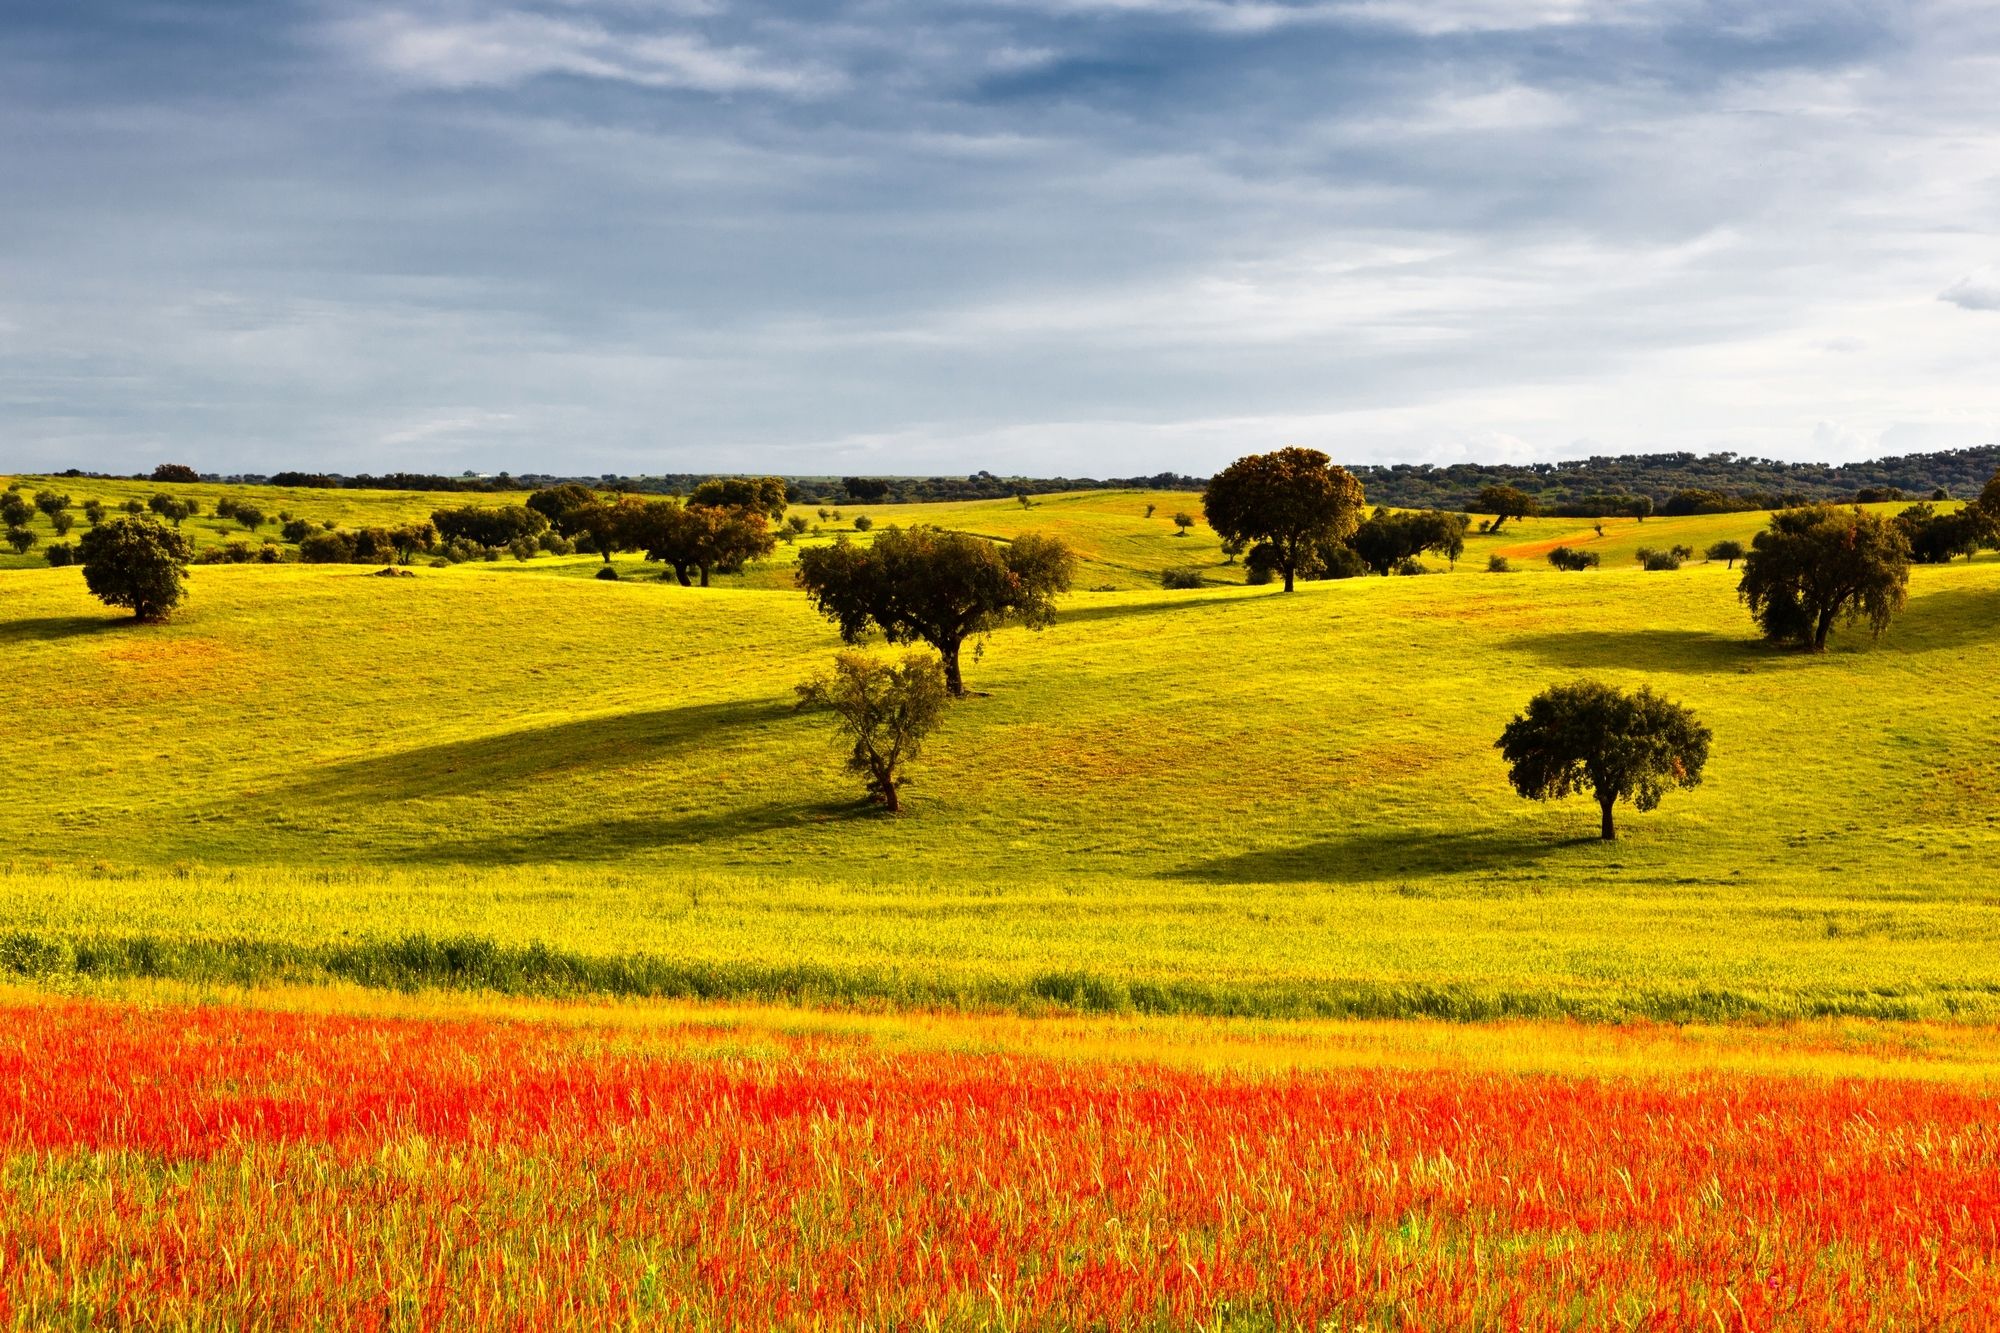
522,484 -> 781,586
1347,445 -> 2000,511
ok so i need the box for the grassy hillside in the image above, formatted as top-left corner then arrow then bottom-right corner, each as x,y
4,511 -> 1999,1018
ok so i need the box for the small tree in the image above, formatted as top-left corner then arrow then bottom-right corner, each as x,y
33,490 -> 70,520
1473,484 -> 1538,533
1739,505 -> 1910,651
78,517 -> 194,621
1705,540 -> 1745,568
50,511 -> 75,537
390,521 -> 438,564
1173,511 -> 1195,537
785,515 -> 810,537
82,500 -> 105,526
5,526 -> 36,554
795,650 -> 950,813
1547,546 -> 1599,571
796,526 -> 1075,695
148,494 -> 191,527
235,504 -> 266,531
1202,448 -> 1366,592
1497,680 -> 1710,840
853,514 -> 873,532
1144,503 -> 1157,519
0,493 -> 30,527
150,463 -> 200,484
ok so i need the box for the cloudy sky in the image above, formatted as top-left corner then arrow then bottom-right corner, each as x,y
4,0 -> 1998,477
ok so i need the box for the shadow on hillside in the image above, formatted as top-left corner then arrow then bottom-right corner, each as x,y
1058,595 -> 1226,626
1893,584 -> 2000,653
400,799 -> 872,864
0,614 -> 124,645
1510,627 -> 1754,673
289,697 -> 790,803
1168,828 -> 1575,885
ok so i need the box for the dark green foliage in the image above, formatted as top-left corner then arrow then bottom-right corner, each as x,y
391,522 -> 438,564
688,476 -> 789,521
233,505 -> 265,530
1347,508 -> 1470,574
5,526 -> 37,554
49,511 -> 74,536
281,518 -> 314,543
1471,484 -> 1538,532
298,530 -> 357,563
795,650 -> 951,812
78,517 -> 194,621
796,525 -> 1075,695
527,483 -> 599,532
1173,511 -> 1195,535
595,565 -> 620,581
628,499 -> 776,586
1547,546 -> 1599,571
1739,505 -> 1910,651
1497,679 -> 1710,840
84,497 -> 109,525
1893,502 -> 1981,564
150,463 -> 200,484
45,541 -> 76,567
1202,448 -> 1366,592
843,477 -> 892,502
1487,554 -> 1513,573
852,514 -> 874,532
430,504 -> 547,548
1642,550 -> 1682,571
147,493 -> 192,526
1661,488 -> 1757,516
1706,540 -> 1746,568
537,531 -> 574,556
1160,566 -> 1205,589
0,493 -> 31,527
33,490 -> 70,519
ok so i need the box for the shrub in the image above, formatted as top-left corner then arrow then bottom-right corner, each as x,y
1160,566 -> 1205,589
33,490 -> 71,520
1642,551 -> 1683,571
852,514 -> 873,532
81,500 -> 104,526
150,463 -> 200,484
50,512 -> 74,536
1671,544 -> 1694,560
0,493 -> 32,527
5,526 -> 37,554
298,531 -> 357,564
1487,554 -> 1513,573
257,544 -> 283,564
507,536 -> 538,561
1547,546 -> 1599,571
45,542 -> 76,567
1244,560 -> 1273,585
281,518 -> 314,543
1392,557 -> 1428,576
595,565 -> 620,581
213,496 -> 238,519
235,505 -> 265,530
537,532 -> 574,555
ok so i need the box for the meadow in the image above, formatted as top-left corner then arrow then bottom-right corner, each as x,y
3,478 -> 1999,1021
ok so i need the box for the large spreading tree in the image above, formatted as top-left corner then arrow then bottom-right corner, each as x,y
1201,448 -> 1366,592
796,525 -> 1075,695
1497,680 -> 1710,841
1472,484 -> 1538,533
631,500 -> 775,586
1738,504 -> 1910,652
78,517 -> 195,621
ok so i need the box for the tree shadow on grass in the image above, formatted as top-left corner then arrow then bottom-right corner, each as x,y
1892,583 -> 2000,654
1058,593 -> 1243,627
1508,628 -> 1756,673
397,799 -> 876,864
1167,828 -> 1582,885
289,698 -> 793,803
0,614 -> 126,645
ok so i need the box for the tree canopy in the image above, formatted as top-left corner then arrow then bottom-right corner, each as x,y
1348,508 -> 1470,575
688,476 -> 789,522
78,517 -> 195,622
1471,484 -> 1538,532
795,525 -> 1075,695
629,500 -> 776,586
1497,680 -> 1710,840
1201,448 -> 1366,592
431,504 -> 548,549
1738,505 -> 1910,652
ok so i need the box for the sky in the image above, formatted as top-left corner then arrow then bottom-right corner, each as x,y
2,0 -> 1998,478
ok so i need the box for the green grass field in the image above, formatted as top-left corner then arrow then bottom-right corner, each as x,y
5,480 -> 1997,1020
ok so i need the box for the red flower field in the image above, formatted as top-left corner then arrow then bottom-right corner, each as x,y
3,996 -> 1996,1330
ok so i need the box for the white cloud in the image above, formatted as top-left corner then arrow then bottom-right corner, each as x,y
1939,268 -> 2000,311
336,9 -> 844,96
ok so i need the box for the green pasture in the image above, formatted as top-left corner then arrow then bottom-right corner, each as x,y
3,489 -> 1998,1019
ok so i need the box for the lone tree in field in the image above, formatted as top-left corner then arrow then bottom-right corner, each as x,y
151,463 -> 200,484
1738,505 -> 1910,652
78,517 -> 195,622
1705,539 -> 1746,569
796,525 -> 1075,695
796,650 -> 949,813
1497,680 -> 1710,841
1201,448 -> 1366,592
1173,511 -> 1195,537
1472,484 -> 1538,533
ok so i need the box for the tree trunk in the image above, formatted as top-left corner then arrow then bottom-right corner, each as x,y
698,564 -> 711,588
1813,606 -> 1835,652
940,639 -> 964,696
600,547 -> 612,564
1281,566 -> 1295,593
1599,795 -> 1616,841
